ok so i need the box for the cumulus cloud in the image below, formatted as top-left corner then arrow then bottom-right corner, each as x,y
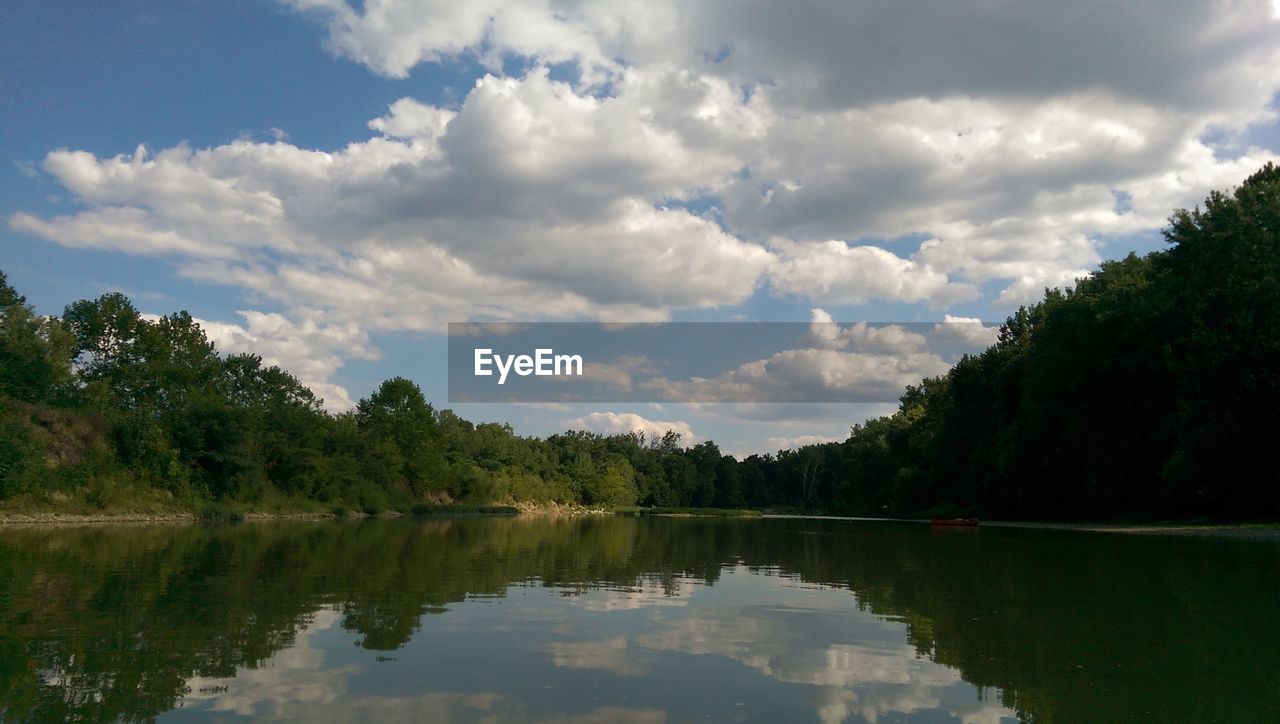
283,0 -> 618,81
806,310 -> 929,354
651,313 -> 991,407
11,0 -> 1280,390
288,1 -> 1280,117
12,69 -> 773,330
566,411 -> 697,443
576,355 -> 656,391
643,348 -> 949,403
276,0 -> 1280,302
764,434 -> 845,452
197,309 -> 379,411
684,402 -> 895,426
770,240 -> 975,307
930,315 -> 1000,349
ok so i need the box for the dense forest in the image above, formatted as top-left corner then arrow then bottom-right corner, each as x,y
1,166 -> 1277,521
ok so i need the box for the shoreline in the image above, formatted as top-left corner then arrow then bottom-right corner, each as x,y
976,519 -> 1280,539
0,503 -> 609,527
0,510 -> 336,527
761,514 -> 1280,539
1,508 -> 1275,539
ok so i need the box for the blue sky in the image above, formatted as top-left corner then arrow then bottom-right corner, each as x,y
4,0 -> 1280,455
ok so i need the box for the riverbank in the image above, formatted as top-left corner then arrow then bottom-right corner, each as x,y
762,514 -> 1280,539
0,500 -> 600,526
2,504 -> 1275,537
610,506 -> 762,518
0,510 -> 331,526
978,520 -> 1280,540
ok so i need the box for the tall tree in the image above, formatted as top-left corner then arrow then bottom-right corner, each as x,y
356,377 -> 442,495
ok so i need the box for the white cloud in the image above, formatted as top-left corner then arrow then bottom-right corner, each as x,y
642,348 -> 949,403
197,309 -> 380,411
10,207 -> 229,258
687,402 -> 896,425
10,0 -> 1280,391
12,70 -> 774,331
806,310 -> 929,354
276,0 -> 1280,306
770,241 -> 975,307
283,0 -> 616,82
764,434 -> 845,452
365,97 -> 455,140
288,2 -> 1280,118
929,315 -> 1000,349
566,411 -> 696,443
576,355 -> 655,391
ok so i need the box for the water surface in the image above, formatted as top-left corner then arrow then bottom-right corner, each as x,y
0,516 -> 1275,722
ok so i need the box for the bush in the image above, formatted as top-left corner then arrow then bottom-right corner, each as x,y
0,406 -> 39,499
199,502 -> 246,522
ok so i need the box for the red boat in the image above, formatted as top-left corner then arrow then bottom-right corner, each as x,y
930,518 -> 980,527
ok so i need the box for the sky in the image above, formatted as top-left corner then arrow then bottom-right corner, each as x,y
3,0 -> 1280,456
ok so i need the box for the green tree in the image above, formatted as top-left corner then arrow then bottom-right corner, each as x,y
356,377 -> 442,495
0,271 -> 75,403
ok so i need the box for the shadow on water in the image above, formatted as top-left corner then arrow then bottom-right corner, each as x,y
0,516 -> 1275,722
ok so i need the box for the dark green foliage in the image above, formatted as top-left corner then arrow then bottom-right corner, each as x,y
755,165 -> 1280,521
356,377 -> 443,495
0,403 -> 40,499
0,271 -> 75,404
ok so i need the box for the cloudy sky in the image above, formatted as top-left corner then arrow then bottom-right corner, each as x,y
4,0 -> 1280,455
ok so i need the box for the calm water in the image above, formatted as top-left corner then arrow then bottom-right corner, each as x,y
0,516 -> 1275,722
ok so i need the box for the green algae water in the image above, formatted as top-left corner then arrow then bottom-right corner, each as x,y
0,516 -> 1275,722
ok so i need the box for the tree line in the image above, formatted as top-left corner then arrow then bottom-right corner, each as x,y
773,164 -> 1279,520
1,166 -> 1277,520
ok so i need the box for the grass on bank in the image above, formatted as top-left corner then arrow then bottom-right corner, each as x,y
0,475 -> 533,522
0,477 -> 193,518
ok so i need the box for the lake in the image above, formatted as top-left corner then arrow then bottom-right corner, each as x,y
0,516 -> 1275,722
